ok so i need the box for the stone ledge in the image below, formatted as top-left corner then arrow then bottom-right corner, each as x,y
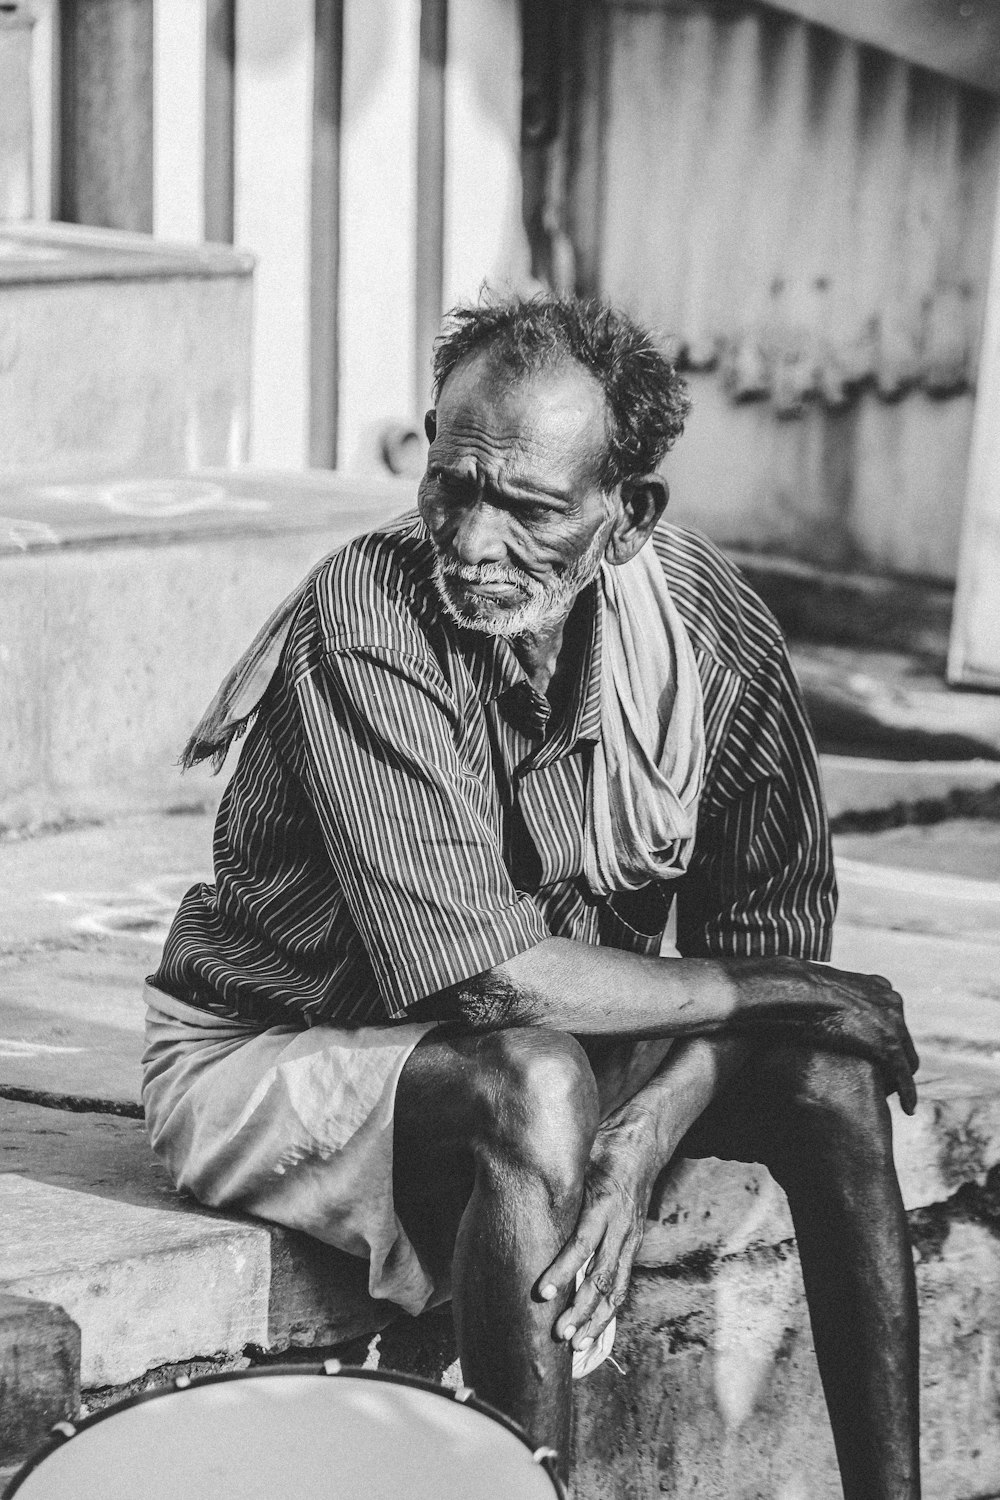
0,1293 -> 79,1468
639,1044 -> 1000,1269
0,1170 -> 397,1391
575,1198 -> 1000,1500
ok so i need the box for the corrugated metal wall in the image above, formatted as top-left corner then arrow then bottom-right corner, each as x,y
570,0 -> 1000,580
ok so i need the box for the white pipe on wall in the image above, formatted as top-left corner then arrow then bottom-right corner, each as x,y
153,0 -> 207,244
234,0 -> 314,469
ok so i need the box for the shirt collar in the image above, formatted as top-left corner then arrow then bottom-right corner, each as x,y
457,579 -> 604,755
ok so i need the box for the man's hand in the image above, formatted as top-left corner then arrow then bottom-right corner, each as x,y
537,1110 -> 659,1357
734,959 -> 919,1114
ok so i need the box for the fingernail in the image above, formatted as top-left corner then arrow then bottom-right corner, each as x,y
577,1336 -> 594,1352
540,1284 -> 557,1301
563,1325 -> 576,1341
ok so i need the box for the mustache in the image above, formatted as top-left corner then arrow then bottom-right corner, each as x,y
435,559 -> 535,591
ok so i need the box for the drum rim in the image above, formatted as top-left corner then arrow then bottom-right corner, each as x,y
4,1363 -> 566,1499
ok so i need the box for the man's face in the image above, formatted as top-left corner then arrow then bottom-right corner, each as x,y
418,352 -> 616,637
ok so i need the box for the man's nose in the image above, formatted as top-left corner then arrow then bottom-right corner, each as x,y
450,500 -> 507,566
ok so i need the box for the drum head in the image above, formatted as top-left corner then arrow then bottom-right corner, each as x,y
9,1369 -> 562,1499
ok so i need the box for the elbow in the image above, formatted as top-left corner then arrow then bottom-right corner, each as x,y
417,969 -> 542,1033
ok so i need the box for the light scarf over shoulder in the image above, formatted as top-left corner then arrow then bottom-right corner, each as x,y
584,544 -> 705,895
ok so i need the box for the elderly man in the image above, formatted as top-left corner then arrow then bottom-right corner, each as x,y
144,297 -> 919,1497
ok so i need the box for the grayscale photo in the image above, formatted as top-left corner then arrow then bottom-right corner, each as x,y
2,1 -> 999,1496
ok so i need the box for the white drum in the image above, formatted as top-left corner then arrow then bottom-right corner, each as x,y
5,1365 -> 565,1499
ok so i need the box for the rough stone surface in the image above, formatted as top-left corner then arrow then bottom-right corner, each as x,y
639,1044 -> 1000,1267
0,1293 -> 80,1467
573,1208 -> 1000,1500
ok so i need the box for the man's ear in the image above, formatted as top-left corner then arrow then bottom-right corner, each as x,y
424,409 -> 437,444
605,475 -> 669,566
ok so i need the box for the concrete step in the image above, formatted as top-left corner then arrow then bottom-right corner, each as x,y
0,223 -> 251,479
791,643 -> 1000,761
0,1099 -> 397,1393
836,844 -> 1000,943
3,1052 -> 998,1497
639,1043 -> 1000,1268
0,811 -> 210,1107
820,753 -> 1000,822
0,469 -> 410,833
4,467 -> 997,839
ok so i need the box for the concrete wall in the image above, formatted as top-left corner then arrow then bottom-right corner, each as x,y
574,0 -> 1000,583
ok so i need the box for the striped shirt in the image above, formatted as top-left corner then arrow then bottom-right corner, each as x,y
152,517 -> 836,1028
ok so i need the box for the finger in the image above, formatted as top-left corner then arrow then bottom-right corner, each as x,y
573,1291 -> 618,1350
575,1230 -> 644,1350
537,1219 -> 603,1303
898,1017 -> 920,1077
882,1033 -> 917,1116
556,1258 -> 618,1343
573,1257 -> 633,1349
879,1004 -> 919,1089
895,1047 -> 918,1116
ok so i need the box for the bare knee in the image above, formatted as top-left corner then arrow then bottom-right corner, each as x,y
765,1047 -> 895,1176
471,1028 -> 600,1199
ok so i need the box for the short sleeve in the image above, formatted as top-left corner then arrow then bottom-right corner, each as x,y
294,643 -> 549,1018
676,637 -> 837,960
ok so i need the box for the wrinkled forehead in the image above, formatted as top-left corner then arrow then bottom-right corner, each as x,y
434,350 -> 610,488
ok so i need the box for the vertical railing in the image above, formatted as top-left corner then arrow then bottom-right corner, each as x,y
59,0 -> 154,232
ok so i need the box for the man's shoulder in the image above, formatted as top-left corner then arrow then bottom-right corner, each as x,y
305,514 -> 443,652
651,522 -> 785,677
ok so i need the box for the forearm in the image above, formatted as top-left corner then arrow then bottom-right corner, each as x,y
422,934 -> 918,1114
439,934 -> 799,1040
612,1034 -> 749,1171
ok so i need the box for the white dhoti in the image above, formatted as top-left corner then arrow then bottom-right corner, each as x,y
141,984 -> 439,1314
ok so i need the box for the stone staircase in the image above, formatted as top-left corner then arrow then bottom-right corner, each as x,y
2,471 -> 1000,1497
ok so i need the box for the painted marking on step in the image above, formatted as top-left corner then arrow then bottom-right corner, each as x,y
0,1040 -> 85,1057
38,480 -> 271,519
0,516 -> 61,549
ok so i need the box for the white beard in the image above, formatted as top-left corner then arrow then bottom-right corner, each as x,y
432,525 -> 610,638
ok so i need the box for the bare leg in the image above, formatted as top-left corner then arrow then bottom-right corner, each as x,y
393,1026 -> 600,1475
681,1045 -> 920,1500
393,1027 -> 744,1475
